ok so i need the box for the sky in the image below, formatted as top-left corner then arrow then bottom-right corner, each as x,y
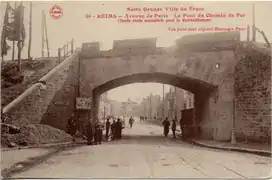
1,1 -> 272,103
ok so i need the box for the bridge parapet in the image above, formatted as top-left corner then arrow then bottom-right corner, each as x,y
81,42 -> 100,58
176,31 -> 240,54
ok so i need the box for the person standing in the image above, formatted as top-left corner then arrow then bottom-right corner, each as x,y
94,122 -> 101,145
98,122 -> 103,144
111,120 -> 116,140
116,118 -> 123,139
87,120 -> 93,145
162,117 -> 170,137
67,115 -> 77,142
172,118 -> 177,139
129,116 -> 134,128
105,118 -> 111,140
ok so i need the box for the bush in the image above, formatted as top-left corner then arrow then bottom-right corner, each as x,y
1,64 -> 24,88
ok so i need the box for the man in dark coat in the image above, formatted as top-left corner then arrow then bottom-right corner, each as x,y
105,118 -> 111,140
67,115 -> 77,142
111,120 -> 116,140
129,116 -> 134,128
162,117 -> 170,137
98,123 -> 103,144
94,122 -> 101,145
172,118 -> 177,139
87,120 -> 93,145
115,118 -> 123,139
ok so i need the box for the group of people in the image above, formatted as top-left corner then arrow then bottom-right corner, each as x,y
105,118 -> 124,140
162,117 -> 180,139
67,114 -> 182,144
86,121 -> 103,145
66,115 -> 129,145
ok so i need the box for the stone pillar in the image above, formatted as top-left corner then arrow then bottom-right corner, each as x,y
92,92 -> 100,123
214,76 -> 235,141
192,98 -> 197,136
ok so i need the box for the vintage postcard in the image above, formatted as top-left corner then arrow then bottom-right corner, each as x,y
1,1 -> 271,179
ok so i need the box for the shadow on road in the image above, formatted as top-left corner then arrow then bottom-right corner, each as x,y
106,134 -> 189,147
1,144 -> 85,178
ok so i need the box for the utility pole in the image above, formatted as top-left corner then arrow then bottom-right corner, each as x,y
12,2 -> 17,61
41,11 -> 49,57
162,84 -> 165,120
43,11 -> 49,57
27,2 -> 32,60
41,11 -> 44,57
17,2 -> 24,72
144,102 -> 146,118
231,96 -> 237,144
252,3 -> 256,41
149,93 -> 152,121
103,106 -> 106,126
247,24 -> 250,41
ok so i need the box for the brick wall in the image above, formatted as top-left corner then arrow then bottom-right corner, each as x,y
234,47 -> 271,143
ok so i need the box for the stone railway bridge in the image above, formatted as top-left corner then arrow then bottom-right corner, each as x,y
3,31 -> 271,143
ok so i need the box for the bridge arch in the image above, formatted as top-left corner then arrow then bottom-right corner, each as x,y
91,72 -> 218,138
79,32 -> 240,141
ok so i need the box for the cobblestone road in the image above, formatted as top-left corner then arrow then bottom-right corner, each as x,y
11,119 -> 271,179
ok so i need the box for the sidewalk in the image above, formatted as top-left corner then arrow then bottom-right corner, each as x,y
1,148 -> 52,171
145,120 -> 271,157
188,139 -> 271,157
1,140 -> 86,173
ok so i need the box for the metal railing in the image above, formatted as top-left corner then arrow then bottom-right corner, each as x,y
58,39 -> 74,64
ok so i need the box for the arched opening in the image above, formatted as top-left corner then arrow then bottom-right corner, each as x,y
91,72 -> 217,138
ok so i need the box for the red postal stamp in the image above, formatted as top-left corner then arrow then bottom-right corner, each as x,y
50,5 -> 63,19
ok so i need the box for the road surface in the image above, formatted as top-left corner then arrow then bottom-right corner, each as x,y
11,118 -> 271,179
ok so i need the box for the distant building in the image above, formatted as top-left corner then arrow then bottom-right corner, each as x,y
99,92 -> 112,119
109,99 -> 122,117
156,86 -> 194,121
138,94 -> 161,119
121,98 -> 138,117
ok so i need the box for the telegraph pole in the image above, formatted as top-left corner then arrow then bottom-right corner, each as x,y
247,24 -> 250,41
162,84 -> 165,120
252,3 -> 256,41
144,102 -> 146,118
41,11 -> 49,57
41,11 -> 44,57
43,11 -> 49,57
12,2 -> 17,61
27,2 -> 32,60
17,2 -> 24,72
149,93 -> 152,121
103,106 -> 106,126
174,86 -> 177,119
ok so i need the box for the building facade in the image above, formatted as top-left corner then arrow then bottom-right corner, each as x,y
139,94 -> 161,119
156,86 -> 194,121
120,98 -> 138,117
98,92 -> 112,119
109,99 -> 122,117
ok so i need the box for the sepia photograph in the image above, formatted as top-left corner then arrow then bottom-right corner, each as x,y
0,1 -> 271,179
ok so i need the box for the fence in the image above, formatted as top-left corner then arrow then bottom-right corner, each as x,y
58,39 -> 74,64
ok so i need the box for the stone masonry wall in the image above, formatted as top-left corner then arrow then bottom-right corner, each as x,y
4,53 -> 79,128
234,46 -> 271,143
40,56 -> 79,130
